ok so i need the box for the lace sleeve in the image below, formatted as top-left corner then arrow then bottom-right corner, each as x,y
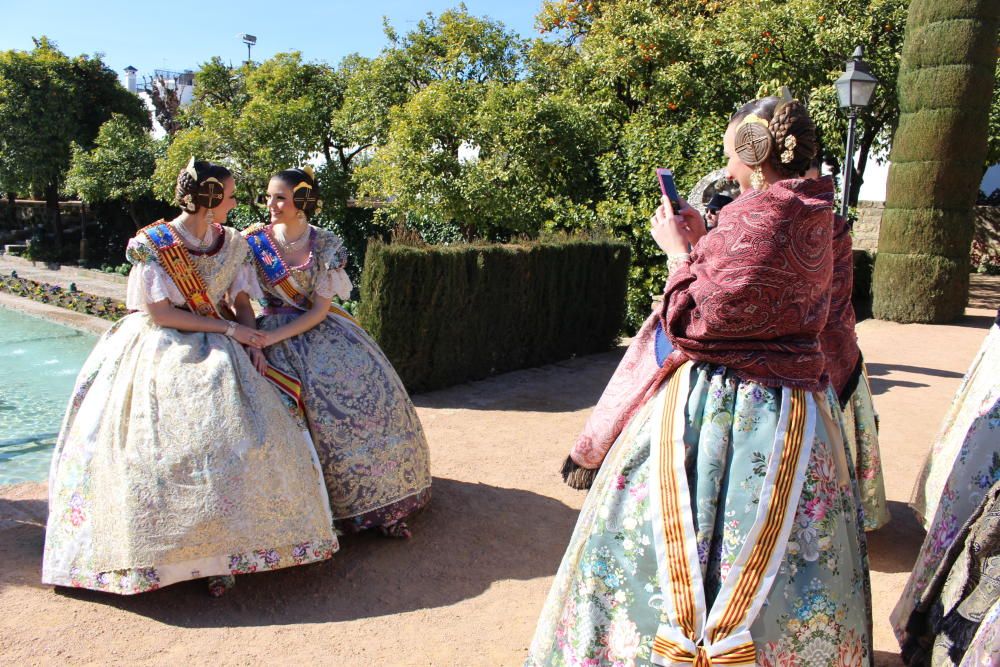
313,267 -> 353,301
226,261 -> 265,303
125,261 -> 184,309
666,252 -> 691,275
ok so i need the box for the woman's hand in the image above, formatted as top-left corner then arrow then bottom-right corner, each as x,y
232,324 -> 266,348
246,347 -> 269,376
650,195 -> 706,254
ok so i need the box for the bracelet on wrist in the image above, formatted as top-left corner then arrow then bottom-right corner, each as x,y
224,321 -> 237,338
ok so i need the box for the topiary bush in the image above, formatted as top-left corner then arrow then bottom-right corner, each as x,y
358,237 -> 630,392
873,0 -> 999,322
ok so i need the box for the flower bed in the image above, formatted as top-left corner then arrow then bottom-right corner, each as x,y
0,274 -> 128,321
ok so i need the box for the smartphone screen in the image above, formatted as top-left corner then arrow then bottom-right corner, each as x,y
656,168 -> 682,211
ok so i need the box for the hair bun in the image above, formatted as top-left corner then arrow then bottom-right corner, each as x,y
768,100 -> 817,177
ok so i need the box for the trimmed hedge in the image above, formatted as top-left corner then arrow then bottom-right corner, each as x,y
358,238 -> 630,392
874,0 -> 998,323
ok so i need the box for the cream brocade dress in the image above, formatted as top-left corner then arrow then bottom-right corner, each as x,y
42,224 -> 337,594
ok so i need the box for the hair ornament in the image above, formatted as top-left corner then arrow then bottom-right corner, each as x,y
184,156 -> 198,181
735,113 -> 773,166
780,135 -> 798,164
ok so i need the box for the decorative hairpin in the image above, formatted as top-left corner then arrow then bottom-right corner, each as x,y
780,135 -> 797,164
185,156 -> 198,181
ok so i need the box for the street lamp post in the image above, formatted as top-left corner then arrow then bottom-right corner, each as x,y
241,34 -> 257,64
834,46 -> 879,219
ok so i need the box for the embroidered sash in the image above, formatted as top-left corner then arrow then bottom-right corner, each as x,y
244,224 -> 360,327
141,222 -> 305,412
649,363 -> 815,666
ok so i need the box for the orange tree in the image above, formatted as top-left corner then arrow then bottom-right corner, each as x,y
535,0 -> 910,329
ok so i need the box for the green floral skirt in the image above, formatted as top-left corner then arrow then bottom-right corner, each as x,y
528,362 -> 873,666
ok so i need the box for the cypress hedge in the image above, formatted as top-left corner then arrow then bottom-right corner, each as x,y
873,0 -> 999,322
358,238 -> 630,392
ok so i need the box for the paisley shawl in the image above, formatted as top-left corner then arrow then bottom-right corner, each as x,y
570,177 -> 835,470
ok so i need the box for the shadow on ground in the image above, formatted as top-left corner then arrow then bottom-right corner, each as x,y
3,477 -> 578,628
865,363 -> 964,396
867,501 -> 925,575
412,346 -> 625,412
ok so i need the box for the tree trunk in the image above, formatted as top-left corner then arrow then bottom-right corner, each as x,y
872,0 -> 999,323
45,181 -> 63,251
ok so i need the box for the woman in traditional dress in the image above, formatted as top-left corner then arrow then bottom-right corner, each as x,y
42,159 -> 337,597
244,168 -> 431,539
890,310 -> 1000,661
534,97 -> 873,665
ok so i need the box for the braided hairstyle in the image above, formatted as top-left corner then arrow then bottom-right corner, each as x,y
729,97 -> 817,178
273,168 -> 320,219
175,161 -> 232,212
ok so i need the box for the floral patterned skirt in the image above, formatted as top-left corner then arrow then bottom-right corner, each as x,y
891,323 -> 1000,645
42,314 -> 337,595
527,363 -> 873,666
259,311 -> 431,531
841,367 -> 890,531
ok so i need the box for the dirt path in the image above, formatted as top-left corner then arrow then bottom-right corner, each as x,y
0,281 -> 996,666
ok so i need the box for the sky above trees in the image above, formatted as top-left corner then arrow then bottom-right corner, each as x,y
0,0 -> 541,82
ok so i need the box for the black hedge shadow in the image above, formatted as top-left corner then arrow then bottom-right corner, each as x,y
54,477 -> 580,628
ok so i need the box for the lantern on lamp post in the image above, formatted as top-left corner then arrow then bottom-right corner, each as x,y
834,46 -> 879,219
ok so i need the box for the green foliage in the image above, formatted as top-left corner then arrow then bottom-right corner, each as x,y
0,37 -> 148,198
358,237 -> 630,391
64,114 -> 162,226
357,9 -> 606,244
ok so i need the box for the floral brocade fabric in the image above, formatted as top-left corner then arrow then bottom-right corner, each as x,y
841,367 -> 890,532
892,322 -> 1000,648
42,228 -> 337,594
252,226 -> 432,530
663,177 -> 835,392
527,363 -> 873,666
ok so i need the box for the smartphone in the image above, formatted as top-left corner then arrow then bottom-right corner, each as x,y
656,168 -> 682,211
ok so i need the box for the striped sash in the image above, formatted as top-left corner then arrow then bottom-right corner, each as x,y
141,222 -> 305,412
649,363 -> 815,666
243,224 -> 360,327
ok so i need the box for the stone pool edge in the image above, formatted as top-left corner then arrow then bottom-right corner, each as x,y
0,292 -> 112,335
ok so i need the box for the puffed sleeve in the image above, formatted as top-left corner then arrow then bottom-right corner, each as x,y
313,267 -> 353,300
226,256 -> 265,303
124,238 -> 185,309
313,231 -> 352,300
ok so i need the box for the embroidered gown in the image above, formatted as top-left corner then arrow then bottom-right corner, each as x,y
42,222 -> 337,594
528,178 -> 872,666
890,312 -> 1000,653
246,224 -> 431,532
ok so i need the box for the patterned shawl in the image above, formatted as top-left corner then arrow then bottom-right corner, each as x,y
569,177 -> 834,470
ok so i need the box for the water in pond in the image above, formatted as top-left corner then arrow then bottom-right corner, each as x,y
0,307 -> 97,486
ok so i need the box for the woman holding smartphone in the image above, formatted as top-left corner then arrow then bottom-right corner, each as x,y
530,98 -> 872,665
